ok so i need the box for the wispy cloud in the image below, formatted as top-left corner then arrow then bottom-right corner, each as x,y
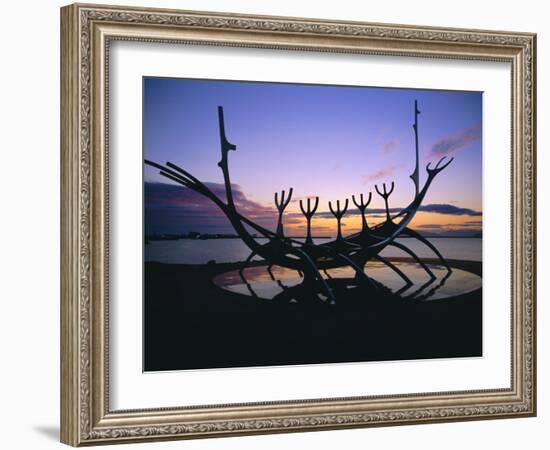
286,203 -> 481,220
290,195 -> 318,205
145,181 -> 276,234
416,224 -> 444,229
381,139 -> 400,155
362,164 -> 402,183
146,182 -> 483,237
418,204 -> 482,216
428,122 -> 481,158
145,181 -> 274,216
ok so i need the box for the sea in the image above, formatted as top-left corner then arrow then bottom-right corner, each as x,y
144,237 -> 482,265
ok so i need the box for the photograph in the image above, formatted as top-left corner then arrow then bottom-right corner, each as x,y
143,78 -> 483,371
57,2 -> 536,446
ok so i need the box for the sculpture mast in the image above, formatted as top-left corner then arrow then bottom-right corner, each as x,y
410,100 -> 421,197
217,106 -> 237,210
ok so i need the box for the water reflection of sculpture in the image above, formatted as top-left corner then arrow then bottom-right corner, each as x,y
145,101 -> 453,304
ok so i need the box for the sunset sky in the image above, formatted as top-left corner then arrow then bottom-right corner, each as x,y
143,77 -> 482,237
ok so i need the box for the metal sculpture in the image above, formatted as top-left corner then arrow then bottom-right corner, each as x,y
145,101 -> 455,304
299,197 -> 319,245
352,192 -> 372,233
328,199 -> 349,243
348,101 -> 454,274
274,189 -> 293,238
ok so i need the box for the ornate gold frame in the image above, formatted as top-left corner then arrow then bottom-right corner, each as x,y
60,3 -> 536,446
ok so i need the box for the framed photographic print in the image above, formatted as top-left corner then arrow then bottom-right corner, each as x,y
60,3 -> 536,446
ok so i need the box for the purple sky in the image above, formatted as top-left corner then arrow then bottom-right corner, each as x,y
143,77 -> 482,237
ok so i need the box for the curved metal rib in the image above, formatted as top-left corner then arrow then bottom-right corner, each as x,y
388,240 -> 437,281
373,254 -> 413,287
400,228 -> 453,272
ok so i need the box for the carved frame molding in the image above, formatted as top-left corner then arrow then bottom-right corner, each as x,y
60,3 -> 536,446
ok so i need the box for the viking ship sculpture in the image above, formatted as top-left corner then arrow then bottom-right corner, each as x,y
145,101 -> 454,304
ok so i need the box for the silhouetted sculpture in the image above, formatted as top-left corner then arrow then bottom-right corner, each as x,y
328,199 -> 349,242
352,192 -> 372,233
375,182 -> 395,222
411,100 -> 421,196
299,197 -> 319,245
145,101 -> 455,304
274,189 -> 293,238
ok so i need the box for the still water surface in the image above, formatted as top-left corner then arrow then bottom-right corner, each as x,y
145,237 -> 482,264
213,262 -> 481,301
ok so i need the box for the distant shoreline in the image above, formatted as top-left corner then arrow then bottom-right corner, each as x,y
145,234 -> 482,241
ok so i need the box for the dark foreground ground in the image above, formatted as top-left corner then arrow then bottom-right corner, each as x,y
144,258 -> 482,371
